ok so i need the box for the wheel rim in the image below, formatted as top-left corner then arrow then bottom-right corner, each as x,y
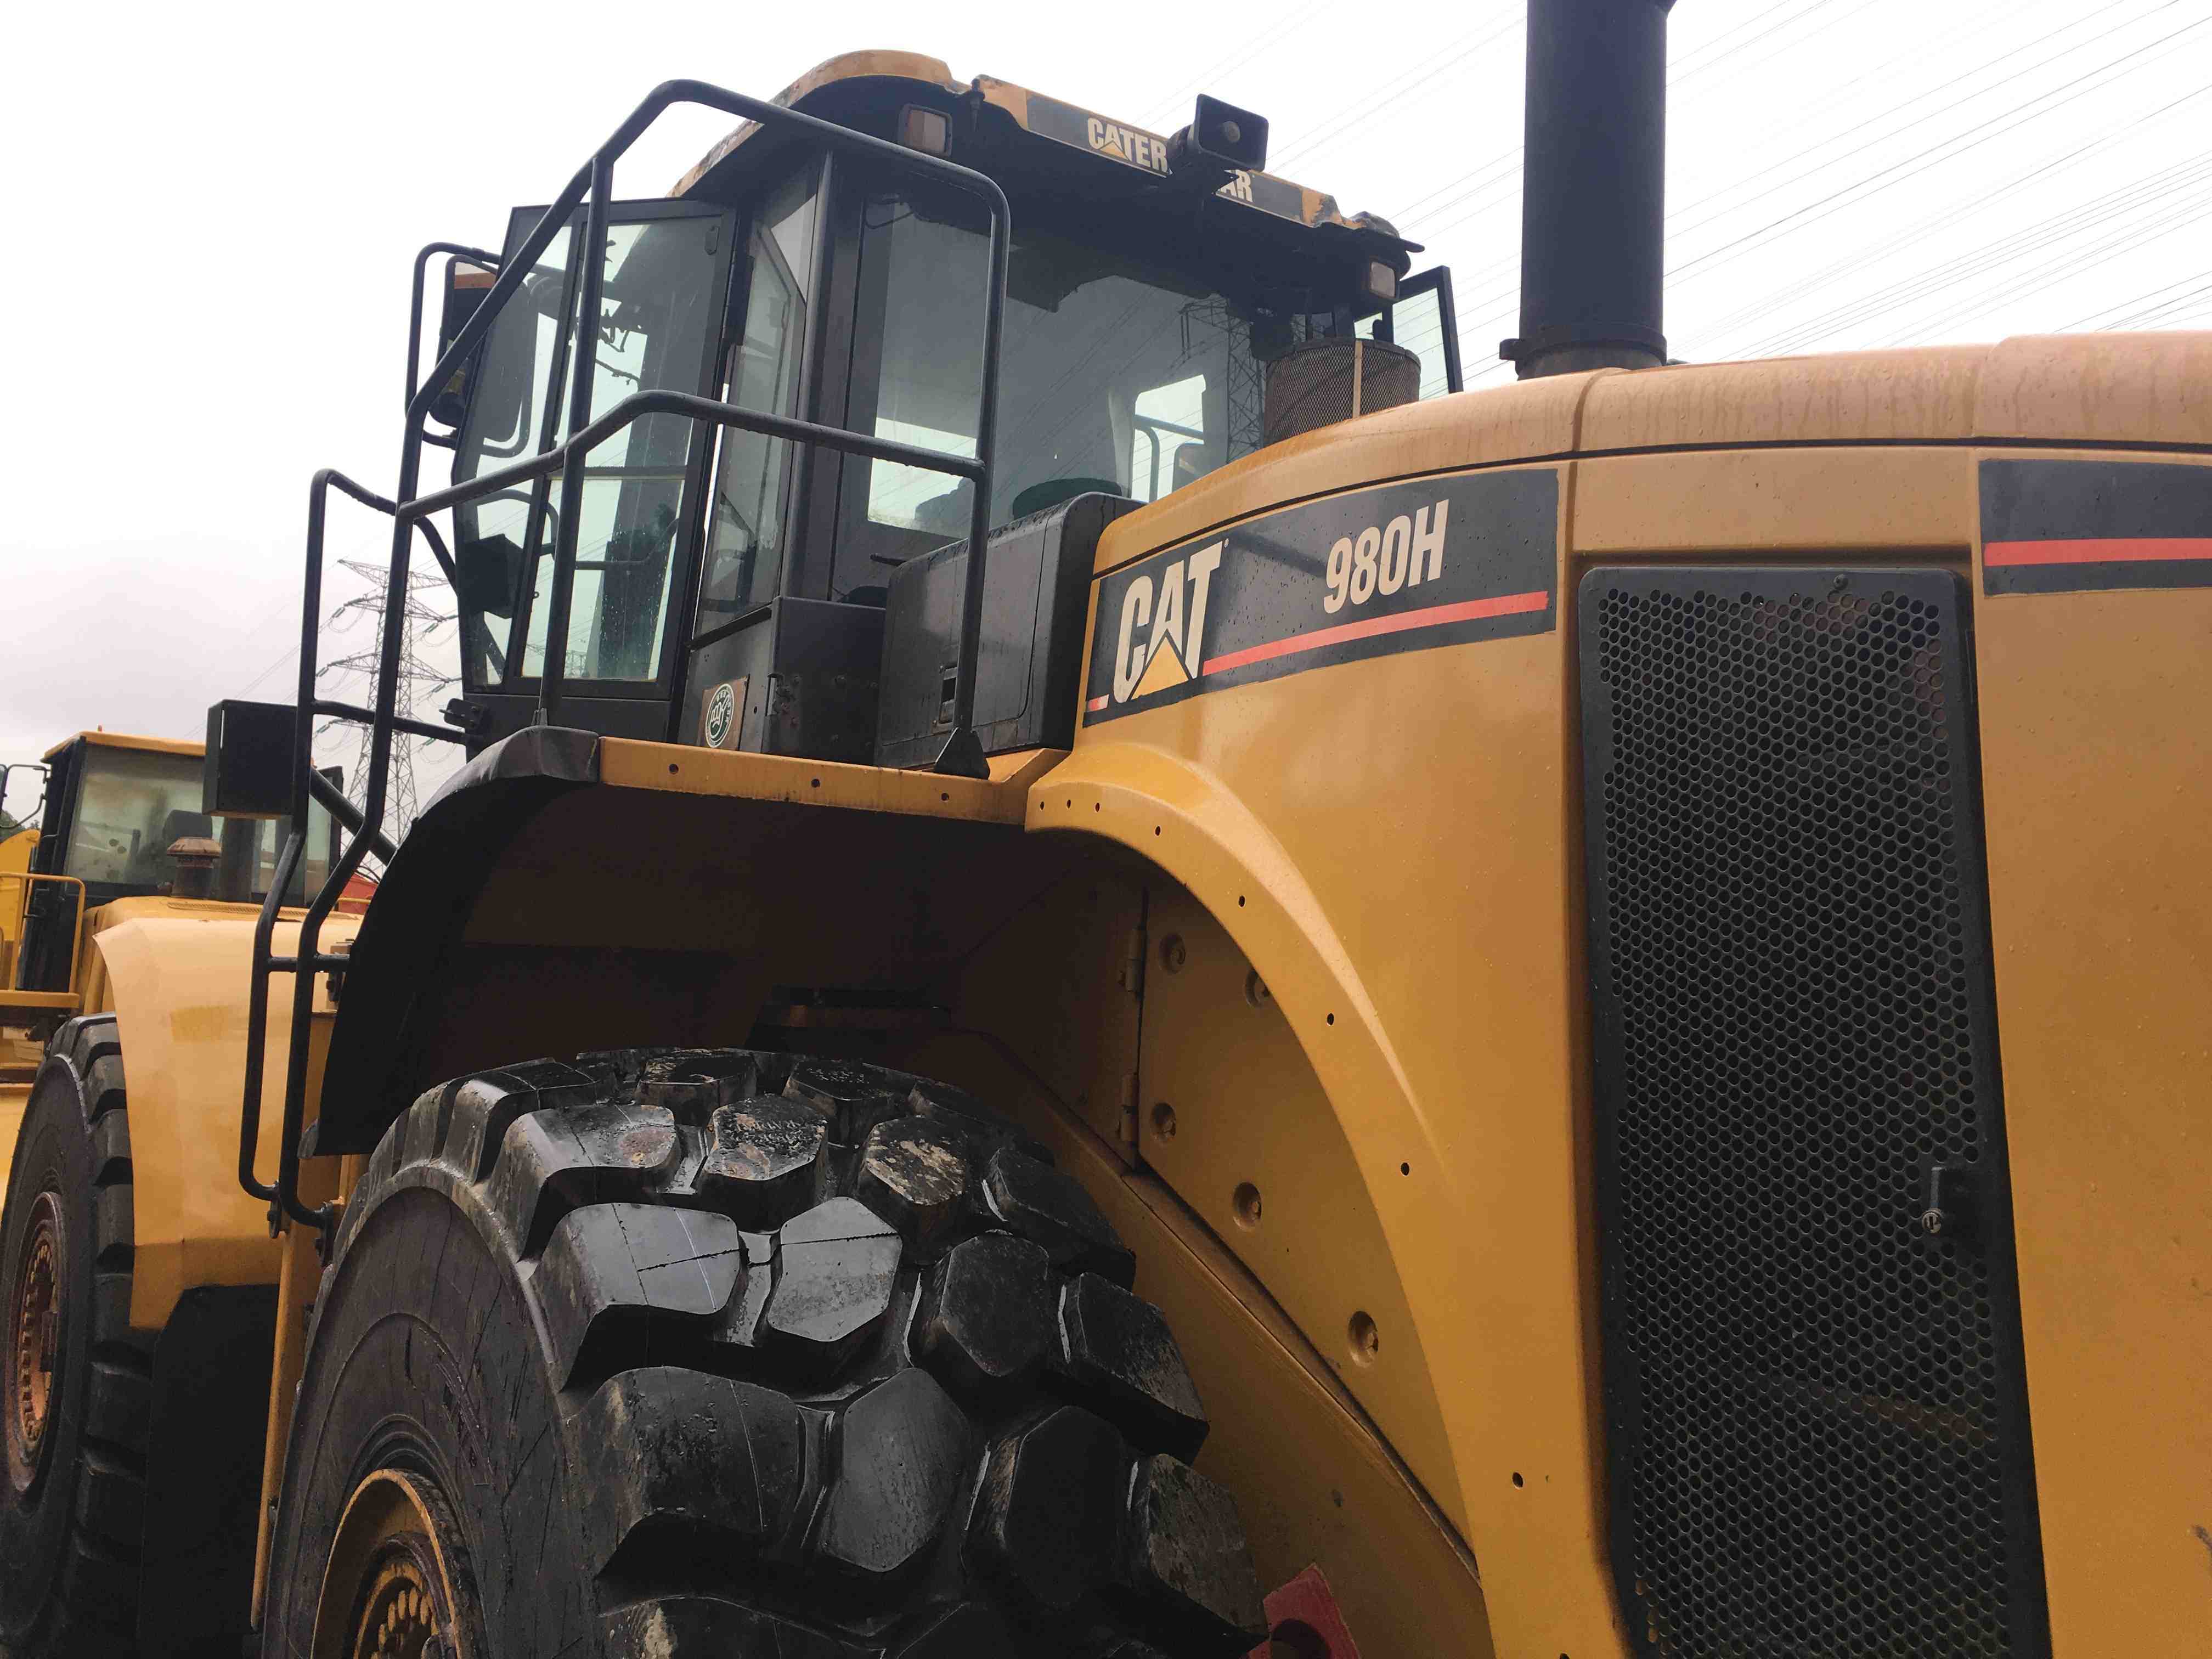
313,1469 -> 482,1659
7,1190 -> 64,1491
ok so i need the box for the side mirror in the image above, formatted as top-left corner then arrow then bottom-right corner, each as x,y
430,259 -> 498,428
454,533 -> 527,622
204,700 -> 296,820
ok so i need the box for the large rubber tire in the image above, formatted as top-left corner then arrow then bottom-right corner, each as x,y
0,1014 -> 150,1656
265,1048 -> 1266,1658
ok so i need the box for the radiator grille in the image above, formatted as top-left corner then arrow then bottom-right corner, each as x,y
1578,569 -> 2046,1659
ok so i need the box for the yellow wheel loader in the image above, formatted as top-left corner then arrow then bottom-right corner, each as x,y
4,3 -> 2209,1654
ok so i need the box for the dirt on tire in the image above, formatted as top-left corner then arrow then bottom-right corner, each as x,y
265,1047 -> 1267,1658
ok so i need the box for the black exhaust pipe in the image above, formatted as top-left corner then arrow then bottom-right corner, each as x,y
1505,0 -> 1675,379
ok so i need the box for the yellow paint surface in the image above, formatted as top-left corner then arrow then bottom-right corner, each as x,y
1972,450 -> 2212,1654
81,897 -> 357,1328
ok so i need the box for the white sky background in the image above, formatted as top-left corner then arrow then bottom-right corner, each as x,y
2,0 -> 2207,808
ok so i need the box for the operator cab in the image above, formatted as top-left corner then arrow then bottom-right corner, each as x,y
6,734 -> 338,998
438,55 -> 1460,763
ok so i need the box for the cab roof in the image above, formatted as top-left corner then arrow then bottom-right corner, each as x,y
675,50 -> 1410,262
41,731 -> 203,764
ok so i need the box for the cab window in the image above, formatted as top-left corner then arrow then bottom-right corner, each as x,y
827,184 -> 1267,597
696,171 -> 819,627
65,747 -> 207,887
61,745 -> 335,901
452,200 -> 733,692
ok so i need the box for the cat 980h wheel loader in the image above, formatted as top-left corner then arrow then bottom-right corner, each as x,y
5,2 -> 2209,1655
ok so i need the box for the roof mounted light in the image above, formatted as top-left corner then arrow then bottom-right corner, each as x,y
896,104 -> 952,159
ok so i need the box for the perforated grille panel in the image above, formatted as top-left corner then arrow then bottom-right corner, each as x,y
1577,568 -> 2047,1659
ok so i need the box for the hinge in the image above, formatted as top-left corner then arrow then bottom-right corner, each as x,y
1119,924 -> 1146,995
1118,1070 -> 1139,1151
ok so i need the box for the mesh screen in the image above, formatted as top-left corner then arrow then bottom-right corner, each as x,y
1261,338 -> 1420,445
1579,570 -> 2045,1658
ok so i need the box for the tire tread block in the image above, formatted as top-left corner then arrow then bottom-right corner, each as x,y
486,1102 -> 682,1255
72,1448 -> 145,1550
1115,1454 -> 1267,1650
1053,1274 -> 1209,1461
89,1111 -> 132,1188
84,1358 -> 151,1451
626,1049 -> 766,1117
783,1058 -> 916,1144
854,1116 -> 970,1256
696,1096 -> 830,1228
811,1367 -> 970,1583
82,1053 -> 127,1122
978,1149 -> 1134,1288
443,1062 -> 603,1182
763,1198 -> 901,1370
575,1367 -> 809,1575
916,1234 -> 1055,1399
53,1014 -> 117,1075
537,1204 -> 747,1385
968,1405 -> 1133,1613
92,1181 -> 132,1268
53,1530 -> 136,1640
906,1080 -> 1054,1167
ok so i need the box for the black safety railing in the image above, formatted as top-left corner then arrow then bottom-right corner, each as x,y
241,79 -> 1012,1234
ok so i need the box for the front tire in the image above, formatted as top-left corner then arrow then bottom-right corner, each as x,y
0,1015 -> 150,1657
267,1048 -> 1265,1658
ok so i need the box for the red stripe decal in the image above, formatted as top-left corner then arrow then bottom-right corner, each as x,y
1085,694 -> 1110,712
1200,589 -> 1550,676
1984,537 -> 2212,568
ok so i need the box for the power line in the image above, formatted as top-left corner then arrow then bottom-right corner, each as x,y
1133,0 -> 1340,131
1388,0 -> 2207,376
2063,272 -> 2212,331
1265,3 -> 1525,178
1722,138 -> 2212,357
1689,84 -> 2212,350
1668,10 -> 2212,283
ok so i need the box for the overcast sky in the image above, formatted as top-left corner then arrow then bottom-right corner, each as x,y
3,0 -> 2207,807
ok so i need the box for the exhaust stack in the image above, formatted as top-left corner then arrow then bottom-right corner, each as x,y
1505,0 -> 1675,379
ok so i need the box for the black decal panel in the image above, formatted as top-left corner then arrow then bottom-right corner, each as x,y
1022,94 -> 1310,224
1980,458 -> 2212,595
1083,470 -> 1558,724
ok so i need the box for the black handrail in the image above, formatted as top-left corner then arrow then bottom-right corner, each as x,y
246,77 -> 1015,1232
308,765 -> 400,865
235,828 -> 298,1205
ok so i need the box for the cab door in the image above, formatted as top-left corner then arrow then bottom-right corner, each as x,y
448,198 -> 738,748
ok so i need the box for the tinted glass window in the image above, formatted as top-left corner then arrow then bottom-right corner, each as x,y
520,215 -> 724,684
830,189 -> 1265,596
65,747 -> 206,887
452,219 -> 574,686
225,799 -> 335,904
697,173 -> 817,627
452,206 -> 726,689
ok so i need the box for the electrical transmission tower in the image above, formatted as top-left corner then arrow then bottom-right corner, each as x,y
315,560 -> 456,844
